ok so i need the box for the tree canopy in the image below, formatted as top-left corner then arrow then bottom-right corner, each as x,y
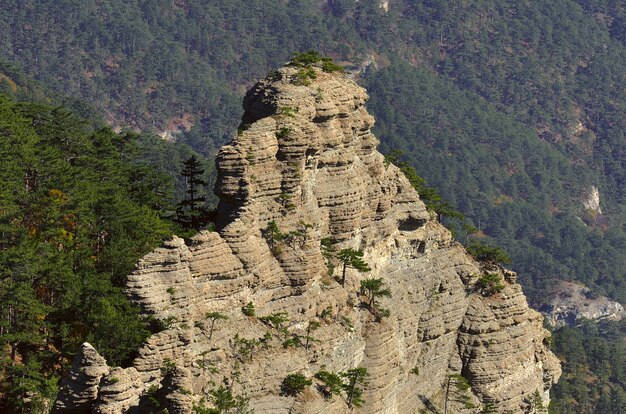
0,93 -> 176,412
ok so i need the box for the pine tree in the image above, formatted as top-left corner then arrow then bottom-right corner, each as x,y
359,278 -> 392,321
337,248 -> 371,288
341,367 -> 369,408
205,312 -> 228,340
176,155 -> 208,229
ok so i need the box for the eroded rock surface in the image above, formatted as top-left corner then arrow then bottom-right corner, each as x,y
53,343 -> 110,413
539,280 -> 624,327
56,63 -> 560,413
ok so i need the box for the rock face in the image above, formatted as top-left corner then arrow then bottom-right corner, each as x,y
55,63 -> 560,413
539,280 -> 624,327
53,343 -> 110,413
582,185 -> 602,214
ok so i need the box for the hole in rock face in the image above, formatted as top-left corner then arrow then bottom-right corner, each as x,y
313,115 -> 332,123
398,217 -> 427,232
305,148 -> 318,169
417,241 -> 426,254
408,239 -> 426,255
276,150 -> 288,162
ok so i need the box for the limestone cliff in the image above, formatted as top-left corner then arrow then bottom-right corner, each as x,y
54,63 -> 560,413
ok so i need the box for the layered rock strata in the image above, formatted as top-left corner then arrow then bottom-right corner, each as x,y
53,343 -> 110,413
56,63 -> 560,413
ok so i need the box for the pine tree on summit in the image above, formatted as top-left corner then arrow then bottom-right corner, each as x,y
176,155 -> 209,229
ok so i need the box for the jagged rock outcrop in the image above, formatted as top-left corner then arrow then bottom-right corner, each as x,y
55,62 -> 560,413
53,343 -> 110,413
539,280 -> 624,327
93,368 -> 143,414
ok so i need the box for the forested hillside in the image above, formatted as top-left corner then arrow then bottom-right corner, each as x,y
0,88 -> 217,412
1,0 -> 624,304
0,0 -> 625,412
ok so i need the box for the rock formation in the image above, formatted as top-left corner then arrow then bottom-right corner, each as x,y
53,343 -> 110,413
539,280 -> 624,327
54,62 -> 560,413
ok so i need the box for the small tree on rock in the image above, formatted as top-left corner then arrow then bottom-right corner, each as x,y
205,312 -> 228,340
337,248 -> 371,287
467,241 -> 510,265
444,373 -> 475,414
360,278 -> 392,321
476,273 -> 505,296
304,320 -> 321,350
259,312 -> 289,330
321,237 -> 337,275
315,370 -> 344,399
341,367 -> 369,408
281,373 -> 312,396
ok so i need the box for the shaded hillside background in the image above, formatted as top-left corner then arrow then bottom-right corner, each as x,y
0,0 -> 624,412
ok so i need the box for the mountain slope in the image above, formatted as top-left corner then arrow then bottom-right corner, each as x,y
1,0 -> 624,306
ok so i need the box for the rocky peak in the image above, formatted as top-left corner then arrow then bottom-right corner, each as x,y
55,62 -> 560,413
53,343 -> 109,413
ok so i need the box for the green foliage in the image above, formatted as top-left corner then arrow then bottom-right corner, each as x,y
530,390 -> 547,413
289,50 -> 343,73
321,60 -> 344,73
276,127 -> 291,139
319,306 -> 333,321
209,385 -> 251,413
282,333 -> 303,349
195,351 -> 219,374
480,403 -> 497,414
315,370 -> 344,398
205,312 -> 228,340
241,302 -> 255,317
161,358 -> 177,376
449,374 -> 471,392
176,155 -> 211,230
0,94 -> 175,411
467,241 -> 511,265
193,398 -> 220,414
476,273 -> 506,296
279,106 -> 298,118
314,367 -> 369,408
385,150 -> 464,221
134,132 -> 216,207
304,320 -> 321,350
445,374 -> 476,412
259,312 -> 289,330
340,367 -> 369,408
262,220 -> 311,254
293,68 -> 317,86
368,59 -> 626,306
337,248 -> 371,287
339,315 -> 354,331
2,2 -> 626,410
144,384 -> 161,410
229,334 -> 260,363
550,319 -> 626,414
262,221 -> 283,255
4,0 -> 624,309
320,237 -> 337,276
281,373 -> 312,396
359,278 -> 392,321
156,316 -> 178,330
